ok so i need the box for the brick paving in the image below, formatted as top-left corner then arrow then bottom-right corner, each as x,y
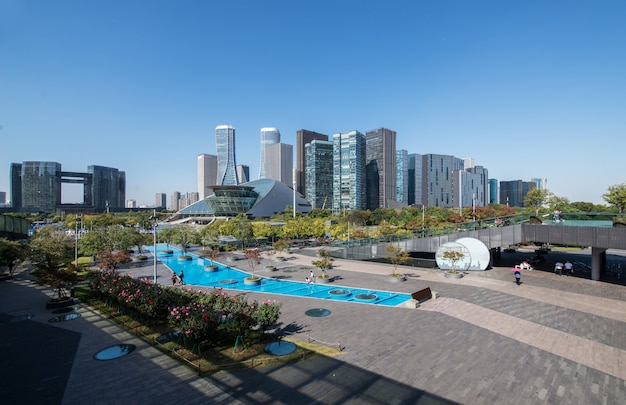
1,246 -> 625,404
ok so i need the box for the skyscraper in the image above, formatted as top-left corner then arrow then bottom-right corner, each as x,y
296,129 -> 329,197
365,128 -> 397,210
88,165 -> 126,212
155,193 -> 166,209
10,163 -> 22,209
197,153 -> 218,199
215,125 -> 238,185
20,161 -> 62,212
237,165 -> 250,184
407,153 -> 423,206
265,143 -> 293,186
396,149 -> 409,205
305,140 -> 334,210
259,127 -> 280,179
422,154 -> 464,208
333,131 -> 366,212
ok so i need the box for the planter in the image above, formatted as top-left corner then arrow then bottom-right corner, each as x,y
133,255 -> 148,262
387,274 -> 406,282
46,297 -> 75,309
204,265 -> 218,272
316,276 -> 330,284
161,249 -> 174,256
444,271 -> 464,279
265,266 -> 277,271
244,277 -> 261,286
178,255 -> 192,261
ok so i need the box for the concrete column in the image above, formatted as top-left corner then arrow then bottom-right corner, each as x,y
591,247 -> 606,281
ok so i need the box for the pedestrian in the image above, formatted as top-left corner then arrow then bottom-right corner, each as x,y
179,270 -> 185,285
554,261 -> 563,276
564,261 -> 573,276
514,270 -> 521,285
305,276 -> 311,284
310,270 -> 315,283
171,273 -> 177,286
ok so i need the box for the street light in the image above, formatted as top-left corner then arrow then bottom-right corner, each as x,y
151,210 -> 158,292
74,214 -> 79,266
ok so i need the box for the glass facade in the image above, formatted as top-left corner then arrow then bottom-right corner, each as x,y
259,127 -> 280,179
21,161 -> 62,212
408,153 -> 422,206
215,125 -> 238,185
305,140 -> 333,210
88,165 -> 126,211
296,129 -> 329,197
396,149 -> 409,205
333,131 -> 366,212
365,128 -> 396,210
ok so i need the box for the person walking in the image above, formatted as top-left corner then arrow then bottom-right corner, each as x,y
514,270 -> 521,285
554,261 -> 563,276
171,273 -> 177,286
564,261 -> 573,276
179,270 -> 185,285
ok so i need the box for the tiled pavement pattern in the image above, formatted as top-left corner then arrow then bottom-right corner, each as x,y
1,246 -> 624,404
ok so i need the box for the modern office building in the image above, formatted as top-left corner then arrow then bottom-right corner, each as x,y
333,130 -> 366,212
422,154 -> 464,208
19,161 -> 62,212
197,154 -> 218,199
265,143 -> 293,186
0,191 -> 6,205
457,166 -> 489,212
259,128 -> 280,179
88,165 -> 126,212
365,128 -> 397,210
296,129 -> 329,197
407,153 -> 423,207
155,193 -> 167,209
9,161 -> 125,213
171,191 -> 181,211
488,178 -> 499,204
215,125 -> 238,186
237,165 -> 250,184
305,140 -> 334,210
127,200 -> 137,208
396,149 -> 409,206
500,180 -> 535,207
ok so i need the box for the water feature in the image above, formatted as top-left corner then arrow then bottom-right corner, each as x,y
148,245 -> 411,307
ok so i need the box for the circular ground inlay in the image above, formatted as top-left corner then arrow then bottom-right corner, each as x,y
94,344 -> 136,361
305,308 -> 331,317
329,289 -> 350,297
48,313 -> 81,323
354,293 -> 378,302
0,314 -> 34,324
219,279 -> 238,285
264,341 -> 297,356
51,306 -> 80,314
156,331 -> 181,344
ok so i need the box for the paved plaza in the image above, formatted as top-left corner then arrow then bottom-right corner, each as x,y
1,247 -> 625,404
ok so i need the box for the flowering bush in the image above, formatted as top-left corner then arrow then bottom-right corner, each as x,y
251,300 -> 282,332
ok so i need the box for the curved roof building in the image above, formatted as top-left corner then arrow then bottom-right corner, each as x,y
176,178 -> 312,219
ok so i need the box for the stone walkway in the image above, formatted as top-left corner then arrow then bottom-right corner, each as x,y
1,247 -> 625,404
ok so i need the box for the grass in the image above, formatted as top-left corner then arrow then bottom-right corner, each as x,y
73,285 -> 343,375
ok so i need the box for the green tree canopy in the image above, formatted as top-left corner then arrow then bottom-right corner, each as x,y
603,183 -> 626,213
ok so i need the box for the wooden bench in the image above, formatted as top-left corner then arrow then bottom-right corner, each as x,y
411,287 -> 434,303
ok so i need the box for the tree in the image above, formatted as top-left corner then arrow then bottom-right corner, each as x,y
603,183 -> 626,214
29,227 -> 80,300
0,238 -> 28,278
244,248 -> 262,280
385,245 -> 410,277
524,188 -> 550,215
441,248 -> 466,274
96,249 -> 131,271
171,225 -> 199,256
311,248 -> 332,279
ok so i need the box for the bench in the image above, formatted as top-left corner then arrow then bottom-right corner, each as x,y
411,287 -> 434,303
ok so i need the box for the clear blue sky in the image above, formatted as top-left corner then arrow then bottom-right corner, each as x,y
1,0 -> 624,207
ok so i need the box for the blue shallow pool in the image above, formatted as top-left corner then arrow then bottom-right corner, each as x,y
147,246 -> 411,307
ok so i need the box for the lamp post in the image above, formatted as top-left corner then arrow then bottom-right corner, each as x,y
151,210 -> 158,292
74,214 -> 79,266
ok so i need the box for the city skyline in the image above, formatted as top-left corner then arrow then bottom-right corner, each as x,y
1,1 -> 624,206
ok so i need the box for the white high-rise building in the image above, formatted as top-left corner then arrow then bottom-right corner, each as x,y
259,127 -> 280,179
265,143 -> 293,186
198,154 -> 217,199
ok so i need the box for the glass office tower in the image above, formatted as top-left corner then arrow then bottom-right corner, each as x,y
215,125 -> 239,185
305,140 -> 333,210
365,127 -> 397,210
332,130 -> 366,212
20,161 -> 62,212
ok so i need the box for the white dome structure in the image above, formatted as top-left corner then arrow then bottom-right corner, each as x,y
435,237 -> 491,271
